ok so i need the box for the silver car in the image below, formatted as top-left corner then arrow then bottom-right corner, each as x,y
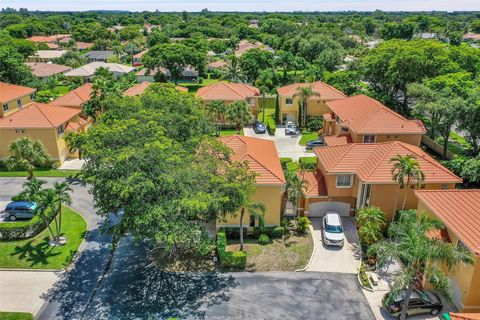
322,212 -> 345,247
285,121 -> 298,135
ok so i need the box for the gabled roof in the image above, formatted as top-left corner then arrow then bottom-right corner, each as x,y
132,50 -> 147,59
324,133 -> 352,146
0,82 -> 36,104
314,141 -> 461,184
415,190 -> 480,256
219,135 -> 285,185
64,62 -> 135,77
326,95 -> 426,135
235,40 -> 273,56
300,170 -> 328,197
208,60 -> 228,69
0,102 -> 80,128
277,81 -> 346,100
196,82 -> 260,101
76,42 -> 94,50
123,82 -> 188,97
31,50 -> 67,59
449,314 -> 480,320
25,62 -> 71,78
49,83 -> 92,108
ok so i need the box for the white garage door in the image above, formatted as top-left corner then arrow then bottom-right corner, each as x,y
307,201 -> 351,217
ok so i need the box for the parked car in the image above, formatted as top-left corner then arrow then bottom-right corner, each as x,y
322,212 -> 344,246
2,201 -> 38,221
285,121 -> 298,135
305,138 -> 325,149
382,289 -> 442,318
253,121 -> 266,134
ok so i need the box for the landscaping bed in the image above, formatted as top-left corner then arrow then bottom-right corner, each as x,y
150,248 -> 217,272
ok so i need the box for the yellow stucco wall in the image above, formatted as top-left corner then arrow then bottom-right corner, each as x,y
200,98 -> 259,116
0,128 -> 62,160
218,185 -> 283,227
278,96 -> 331,124
1,95 -> 34,118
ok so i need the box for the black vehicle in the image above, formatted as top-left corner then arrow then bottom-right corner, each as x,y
253,121 -> 266,134
382,289 -> 442,319
305,138 -> 325,149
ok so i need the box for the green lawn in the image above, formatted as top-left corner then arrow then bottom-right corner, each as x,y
54,85 -> 70,95
0,207 -> 87,269
0,168 -> 80,178
178,78 -> 220,93
0,312 -> 33,320
219,129 -> 244,136
299,131 -> 319,146
257,107 -> 275,123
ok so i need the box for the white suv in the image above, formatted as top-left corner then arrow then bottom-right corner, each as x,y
322,212 -> 345,247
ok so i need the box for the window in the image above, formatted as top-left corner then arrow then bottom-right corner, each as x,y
15,128 -> 25,134
30,93 -> 35,100
363,135 -> 376,143
17,100 -> 22,109
2,104 -> 8,112
336,174 -> 353,188
57,124 -> 65,135
336,116 -> 342,125
249,215 -> 256,227
285,98 -> 293,105
247,97 -> 255,105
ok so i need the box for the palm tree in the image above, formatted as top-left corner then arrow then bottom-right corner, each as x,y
293,85 -> 320,128
255,70 -> 273,122
5,137 -> 50,180
37,188 -> 58,242
223,55 -> 246,83
368,211 -> 474,320
239,201 -> 266,251
225,100 -> 252,134
207,101 -> 227,136
53,182 -> 72,243
356,206 -> 386,246
285,171 -> 307,217
390,154 -> 425,214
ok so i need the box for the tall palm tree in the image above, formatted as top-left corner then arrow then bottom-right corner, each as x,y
255,70 -> 273,122
53,182 -> 72,243
293,85 -> 320,128
368,211 -> 474,320
390,154 -> 425,214
37,188 -> 58,242
223,55 -> 246,83
239,201 -> 266,251
207,101 -> 227,136
19,177 -> 47,201
285,171 -> 307,217
356,206 -> 386,246
225,100 -> 252,134
5,137 -> 50,180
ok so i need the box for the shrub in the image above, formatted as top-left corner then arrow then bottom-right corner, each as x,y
296,216 -> 311,233
280,158 -> 293,170
197,76 -> 204,84
51,161 -> 61,169
266,117 -> 276,135
0,210 -> 54,240
223,227 -> 248,239
299,157 -> 317,170
306,116 -> 323,132
216,230 -> 246,270
258,234 -> 270,245
253,226 -> 284,238
286,161 -> 299,172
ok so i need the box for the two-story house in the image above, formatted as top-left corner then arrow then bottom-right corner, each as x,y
323,94 -> 426,146
415,190 -> 480,313
49,83 -> 93,117
276,81 -> 346,124
0,82 -> 36,118
0,102 -> 89,163
299,141 -> 461,220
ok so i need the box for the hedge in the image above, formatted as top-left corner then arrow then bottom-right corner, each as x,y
0,210 -> 54,240
216,230 -> 246,270
266,117 -> 276,135
280,158 -> 293,171
299,157 -> 317,170
253,226 -> 284,238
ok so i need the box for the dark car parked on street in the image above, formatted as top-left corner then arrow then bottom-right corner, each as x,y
382,289 -> 442,318
2,201 -> 38,221
305,138 -> 325,149
253,121 -> 267,134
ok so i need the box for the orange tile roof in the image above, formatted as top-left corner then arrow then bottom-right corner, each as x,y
0,102 -> 80,128
415,189 -> 480,256
196,82 -> 260,101
277,81 -> 346,100
27,35 -> 56,43
0,82 -> 36,104
326,95 -> 426,135
123,82 -> 188,96
132,50 -> 147,59
314,141 -> 461,184
299,170 -> 328,197
25,62 -> 71,78
208,60 -> 228,69
46,43 -> 59,49
324,133 -> 352,146
219,135 -> 285,185
449,313 -> 480,320
49,83 -> 92,109
76,42 -> 94,50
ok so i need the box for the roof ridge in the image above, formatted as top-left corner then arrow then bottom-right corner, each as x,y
224,82 -> 251,99
31,103 -> 56,127
313,80 -> 346,97
363,142 -> 397,181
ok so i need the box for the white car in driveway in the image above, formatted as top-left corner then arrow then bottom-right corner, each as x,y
322,212 -> 345,247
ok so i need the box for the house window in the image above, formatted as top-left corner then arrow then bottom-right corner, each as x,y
336,174 -> 353,188
247,97 -> 255,105
30,93 -> 35,100
285,98 -> 293,105
15,129 -> 25,134
57,124 -> 65,135
17,100 -> 22,109
363,135 -> 376,143
2,104 -> 8,112
441,184 -> 449,190
249,215 -> 256,227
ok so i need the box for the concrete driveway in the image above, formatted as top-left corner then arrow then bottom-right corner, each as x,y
307,217 -> 362,273
244,126 -> 311,160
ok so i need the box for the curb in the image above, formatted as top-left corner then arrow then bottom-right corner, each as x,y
0,268 -> 62,272
295,224 -> 316,272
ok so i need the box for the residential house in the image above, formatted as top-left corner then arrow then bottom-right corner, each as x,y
81,51 -> 115,63
0,82 -> 36,118
64,62 -> 135,80
75,42 -> 94,51
298,141 -> 461,220
218,135 -> 286,227
277,81 -> 346,124
49,83 -> 92,113
0,102 -> 89,162
25,62 -> 72,80
196,81 -> 260,116
415,190 -> 480,313
132,50 -> 147,67
123,82 -> 188,97
235,40 -> 274,56
323,94 -> 426,147
207,60 -> 228,71
28,50 -> 67,62
26,34 -> 70,46
135,67 -> 198,83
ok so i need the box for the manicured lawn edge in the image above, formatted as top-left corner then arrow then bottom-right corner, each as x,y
0,169 -> 80,178
299,131 -> 319,146
0,311 -> 33,320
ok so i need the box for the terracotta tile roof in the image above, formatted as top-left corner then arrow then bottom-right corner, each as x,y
326,95 -> 426,135
324,133 -> 352,146
132,50 -> 147,59
314,141 -> 461,184
25,62 -> 71,78
208,60 -> 228,69
449,313 -> 480,320
49,83 -> 92,108
415,189 -> 480,256
219,135 -> 285,185
27,36 -> 56,43
299,170 -> 328,197
196,82 -> 260,101
0,102 -> 80,128
46,43 -> 59,49
76,42 -> 94,50
0,82 -> 36,104
277,81 -> 346,100
235,40 -> 271,56
123,82 -> 187,96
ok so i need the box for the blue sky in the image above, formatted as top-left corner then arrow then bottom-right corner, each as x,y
2,0 -> 480,12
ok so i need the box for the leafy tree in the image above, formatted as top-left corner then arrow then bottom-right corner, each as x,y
225,100 -> 252,133
471,20 -> 480,33
356,206 -> 386,246
323,70 -> 361,96
275,50 -> 296,84
298,35 -> 344,71
368,210 -> 474,320
222,55 -> 246,83
206,100 -> 227,136
239,48 -> 274,84
381,22 -> 416,40
390,154 -> 425,213
294,85 -> 319,128
83,67 -> 119,121
0,45 -> 34,85
5,137 -> 50,180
